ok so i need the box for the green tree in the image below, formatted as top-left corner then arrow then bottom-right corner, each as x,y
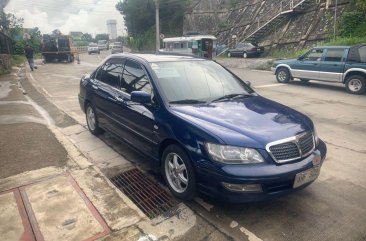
52,29 -> 62,37
95,33 -> 109,41
81,33 -> 93,42
338,0 -> 366,37
116,0 -> 190,51
0,11 -> 24,38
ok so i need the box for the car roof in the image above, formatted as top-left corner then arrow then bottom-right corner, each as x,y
315,46 -> 351,49
110,53 -> 206,63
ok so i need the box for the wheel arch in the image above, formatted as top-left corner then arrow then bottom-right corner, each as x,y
158,139 -> 196,170
343,69 -> 366,83
275,64 -> 292,76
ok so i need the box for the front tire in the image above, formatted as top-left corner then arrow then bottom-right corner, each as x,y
345,75 -> 366,95
276,68 -> 291,83
227,52 -> 231,58
86,103 -> 103,135
162,145 -> 196,200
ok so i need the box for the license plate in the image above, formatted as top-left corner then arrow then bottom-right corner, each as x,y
293,166 -> 320,188
257,48 -> 261,51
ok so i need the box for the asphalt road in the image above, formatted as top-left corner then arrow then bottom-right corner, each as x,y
28,51 -> 366,241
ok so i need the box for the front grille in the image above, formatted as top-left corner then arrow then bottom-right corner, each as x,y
269,142 -> 300,160
298,132 -> 314,155
267,132 -> 315,163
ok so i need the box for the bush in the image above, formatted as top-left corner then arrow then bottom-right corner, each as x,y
13,41 -> 25,55
338,11 -> 365,37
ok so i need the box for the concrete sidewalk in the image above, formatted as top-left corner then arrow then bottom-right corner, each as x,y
0,68 -> 198,241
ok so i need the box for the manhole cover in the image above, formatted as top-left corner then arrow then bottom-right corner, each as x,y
110,168 -> 176,219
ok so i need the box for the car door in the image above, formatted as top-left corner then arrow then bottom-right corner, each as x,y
91,58 -> 124,132
291,48 -> 324,80
233,43 -> 244,56
112,59 -> 157,156
318,48 -> 347,82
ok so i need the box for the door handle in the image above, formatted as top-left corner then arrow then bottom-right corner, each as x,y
107,97 -> 116,102
92,84 -> 98,90
115,96 -> 124,103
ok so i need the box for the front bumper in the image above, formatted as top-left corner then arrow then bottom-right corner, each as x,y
195,139 -> 327,203
271,67 -> 276,74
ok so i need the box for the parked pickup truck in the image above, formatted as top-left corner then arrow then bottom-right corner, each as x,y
271,44 -> 366,94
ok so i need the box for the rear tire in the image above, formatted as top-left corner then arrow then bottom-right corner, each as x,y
276,68 -> 291,83
243,52 -> 248,58
85,103 -> 103,135
227,52 -> 231,58
162,145 -> 196,201
300,79 -> 310,83
345,75 -> 366,95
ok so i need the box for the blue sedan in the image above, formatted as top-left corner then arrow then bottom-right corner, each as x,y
78,53 -> 327,202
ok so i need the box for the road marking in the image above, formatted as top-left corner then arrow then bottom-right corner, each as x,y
240,226 -> 263,241
51,74 -> 80,80
254,83 -> 285,88
24,95 -> 54,126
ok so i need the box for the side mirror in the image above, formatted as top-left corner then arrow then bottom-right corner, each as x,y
298,56 -> 303,61
130,91 -> 151,104
243,80 -> 251,87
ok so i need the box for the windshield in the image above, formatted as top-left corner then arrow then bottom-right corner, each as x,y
150,60 -> 254,103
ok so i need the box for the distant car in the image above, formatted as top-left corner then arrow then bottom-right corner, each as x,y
271,44 -> 366,95
111,42 -> 123,54
227,42 -> 264,58
88,43 -> 100,55
78,53 -> 326,203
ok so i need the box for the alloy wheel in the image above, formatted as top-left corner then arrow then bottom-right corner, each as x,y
165,152 -> 188,193
87,106 -> 96,131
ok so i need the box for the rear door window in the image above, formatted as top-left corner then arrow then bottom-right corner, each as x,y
97,58 -> 124,88
324,49 -> 346,62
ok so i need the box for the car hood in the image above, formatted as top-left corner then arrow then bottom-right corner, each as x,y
274,58 -> 298,65
170,96 -> 312,148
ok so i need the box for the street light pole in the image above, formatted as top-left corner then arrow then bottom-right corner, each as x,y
154,0 -> 160,53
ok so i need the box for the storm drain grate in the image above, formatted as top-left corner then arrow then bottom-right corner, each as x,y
110,168 -> 177,219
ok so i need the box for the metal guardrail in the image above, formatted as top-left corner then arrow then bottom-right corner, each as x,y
244,0 -> 311,42
76,46 -> 88,53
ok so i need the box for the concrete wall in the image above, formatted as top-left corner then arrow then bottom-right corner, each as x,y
184,0 -> 350,50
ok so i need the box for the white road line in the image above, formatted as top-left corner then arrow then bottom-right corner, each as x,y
28,72 -> 54,97
24,95 -> 55,126
254,83 -> 285,88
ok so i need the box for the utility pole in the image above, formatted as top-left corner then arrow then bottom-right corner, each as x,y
334,0 -> 338,40
154,0 -> 160,53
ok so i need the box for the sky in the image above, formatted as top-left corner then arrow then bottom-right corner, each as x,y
4,0 -> 126,37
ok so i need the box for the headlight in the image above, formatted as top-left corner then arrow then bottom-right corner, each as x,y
205,143 -> 264,164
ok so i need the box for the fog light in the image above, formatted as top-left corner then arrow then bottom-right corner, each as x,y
222,182 -> 263,193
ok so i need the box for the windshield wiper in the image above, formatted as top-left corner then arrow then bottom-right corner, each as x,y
208,93 -> 252,104
169,99 -> 206,104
